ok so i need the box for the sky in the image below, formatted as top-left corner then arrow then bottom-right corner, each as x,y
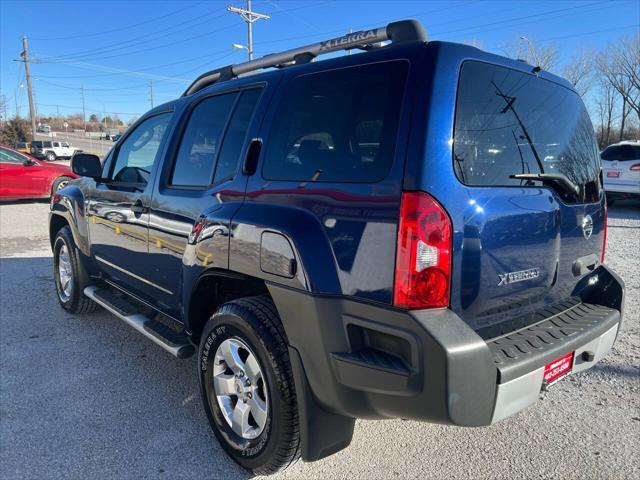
1,0 -> 638,122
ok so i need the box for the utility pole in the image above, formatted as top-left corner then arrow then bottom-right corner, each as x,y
149,80 -> 154,108
80,84 -> 86,130
14,88 -> 20,118
227,0 -> 270,60
20,36 -> 37,141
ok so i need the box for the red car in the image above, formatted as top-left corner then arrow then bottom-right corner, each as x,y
0,144 -> 78,200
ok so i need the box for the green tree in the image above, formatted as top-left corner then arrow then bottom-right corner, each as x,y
89,113 -> 98,122
0,117 -> 30,145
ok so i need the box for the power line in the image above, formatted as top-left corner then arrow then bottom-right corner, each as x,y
432,0 -> 610,37
36,8 -> 229,63
31,1 -> 206,41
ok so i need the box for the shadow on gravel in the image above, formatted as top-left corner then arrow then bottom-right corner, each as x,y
591,363 -> 640,380
607,198 -> 640,221
0,257 -> 253,479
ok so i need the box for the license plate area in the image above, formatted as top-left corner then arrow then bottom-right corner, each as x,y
542,352 -> 574,387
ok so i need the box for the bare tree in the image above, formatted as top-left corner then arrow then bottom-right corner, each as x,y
598,34 -> 640,139
501,36 -> 559,72
563,49 -> 595,97
595,80 -> 617,147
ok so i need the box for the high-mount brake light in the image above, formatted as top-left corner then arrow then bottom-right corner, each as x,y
394,192 -> 452,309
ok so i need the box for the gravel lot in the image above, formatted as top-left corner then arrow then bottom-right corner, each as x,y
1,199 -> 638,479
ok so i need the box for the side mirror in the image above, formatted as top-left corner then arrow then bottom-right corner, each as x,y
71,153 -> 103,179
22,159 -> 37,167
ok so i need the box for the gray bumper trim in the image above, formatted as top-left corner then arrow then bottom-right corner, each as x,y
491,322 -> 619,423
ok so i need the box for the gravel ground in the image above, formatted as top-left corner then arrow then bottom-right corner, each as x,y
1,199 -> 638,480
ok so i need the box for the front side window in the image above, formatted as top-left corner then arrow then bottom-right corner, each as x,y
62,142 -> 70,148
111,113 -> 172,185
0,147 -> 27,164
453,61 -> 601,203
262,61 -> 408,183
170,93 -> 237,187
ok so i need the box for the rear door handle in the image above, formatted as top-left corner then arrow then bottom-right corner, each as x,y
131,199 -> 148,214
242,138 -> 262,175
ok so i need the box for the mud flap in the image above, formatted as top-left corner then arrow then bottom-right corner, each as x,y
289,346 -> 355,462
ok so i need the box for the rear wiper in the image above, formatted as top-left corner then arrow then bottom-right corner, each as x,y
510,173 -> 580,196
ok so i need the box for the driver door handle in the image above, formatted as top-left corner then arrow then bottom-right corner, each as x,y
131,199 -> 148,214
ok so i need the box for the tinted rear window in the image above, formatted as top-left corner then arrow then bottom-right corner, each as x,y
262,61 -> 408,183
453,61 -> 601,203
601,144 -> 640,161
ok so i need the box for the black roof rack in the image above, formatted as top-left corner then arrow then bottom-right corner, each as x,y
182,19 -> 427,96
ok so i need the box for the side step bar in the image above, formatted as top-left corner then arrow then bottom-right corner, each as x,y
84,286 -> 194,359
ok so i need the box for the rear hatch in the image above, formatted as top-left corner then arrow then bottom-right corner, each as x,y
450,61 -> 605,338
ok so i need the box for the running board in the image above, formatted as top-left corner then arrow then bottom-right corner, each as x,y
84,286 -> 194,359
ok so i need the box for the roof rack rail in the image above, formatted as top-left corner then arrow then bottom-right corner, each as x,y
183,19 -> 427,96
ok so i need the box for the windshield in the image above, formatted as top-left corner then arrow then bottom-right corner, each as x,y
453,61 -> 601,204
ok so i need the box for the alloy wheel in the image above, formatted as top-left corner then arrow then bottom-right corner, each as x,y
213,337 -> 269,439
57,244 -> 73,302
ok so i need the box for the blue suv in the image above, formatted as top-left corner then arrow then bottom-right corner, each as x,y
50,20 -> 624,475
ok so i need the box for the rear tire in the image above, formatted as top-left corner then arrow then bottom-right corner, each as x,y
198,296 -> 300,475
53,226 -> 98,314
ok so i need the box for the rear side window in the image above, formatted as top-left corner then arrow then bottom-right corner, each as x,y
601,144 -> 640,161
262,61 -> 408,183
43,141 -> 52,148
214,88 -> 262,182
171,93 -> 237,187
453,61 -> 601,203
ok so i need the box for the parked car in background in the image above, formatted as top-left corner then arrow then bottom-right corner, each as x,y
601,140 -> 640,203
112,133 -> 122,142
30,140 -> 81,161
102,129 -> 120,141
37,124 -> 51,134
15,142 -> 30,154
0,144 -> 77,200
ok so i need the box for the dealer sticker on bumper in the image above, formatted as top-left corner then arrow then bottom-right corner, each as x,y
543,352 -> 574,386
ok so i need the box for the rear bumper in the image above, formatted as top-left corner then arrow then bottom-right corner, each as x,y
269,265 -> 624,428
604,181 -> 640,195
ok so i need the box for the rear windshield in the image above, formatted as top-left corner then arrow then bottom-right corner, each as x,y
601,144 -> 640,161
453,61 -> 601,203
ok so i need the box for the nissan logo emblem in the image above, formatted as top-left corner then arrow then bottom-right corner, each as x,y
582,214 -> 594,239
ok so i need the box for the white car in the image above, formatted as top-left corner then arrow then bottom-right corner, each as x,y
600,140 -> 640,203
30,140 -> 81,161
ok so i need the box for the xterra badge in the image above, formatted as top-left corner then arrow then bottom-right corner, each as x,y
498,268 -> 540,286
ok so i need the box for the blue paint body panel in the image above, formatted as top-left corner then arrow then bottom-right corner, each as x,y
51,40 -> 605,338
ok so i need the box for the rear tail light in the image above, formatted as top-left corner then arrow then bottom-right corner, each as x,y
394,192 -> 452,309
630,163 -> 640,171
601,200 -> 607,264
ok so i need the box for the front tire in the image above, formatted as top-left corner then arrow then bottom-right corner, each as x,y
53,226 -> 98,314
198,296 -> 300,475
46,151 -> 56,161
52,176 -> 73,194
